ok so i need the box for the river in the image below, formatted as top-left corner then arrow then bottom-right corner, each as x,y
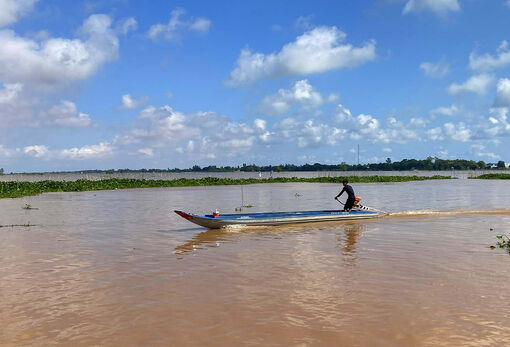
1,179 -> 509,346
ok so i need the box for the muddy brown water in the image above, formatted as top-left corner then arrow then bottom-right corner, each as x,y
1,179 -> 510,346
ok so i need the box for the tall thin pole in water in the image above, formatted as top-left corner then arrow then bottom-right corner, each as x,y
357,144 -> 360,166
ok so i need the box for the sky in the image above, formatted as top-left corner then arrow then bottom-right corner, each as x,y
1,0 -> 510,172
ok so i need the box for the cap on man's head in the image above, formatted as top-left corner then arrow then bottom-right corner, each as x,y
342,179 -> 348,184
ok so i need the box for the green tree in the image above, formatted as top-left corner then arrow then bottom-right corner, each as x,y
0,168 -> 4,175
497,161 -> 506,169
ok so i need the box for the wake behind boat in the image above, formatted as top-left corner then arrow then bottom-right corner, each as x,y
175,205 -> 386,229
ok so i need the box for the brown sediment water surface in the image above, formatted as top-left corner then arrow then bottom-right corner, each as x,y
1,179 -> 510,346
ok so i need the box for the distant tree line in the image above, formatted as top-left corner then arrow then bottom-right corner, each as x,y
3,157 -> 507,175
164,158 -> 505,172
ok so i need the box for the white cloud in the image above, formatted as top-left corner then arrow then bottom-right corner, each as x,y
494,78 -> 510,108
116,17 -> 138,35
403,0 -> 460,16
430,104 -> 459,117
0,82 -> 34,126
137,148 -> 154,157
254,118 -> 266,130
258,80 -> 325,115
334,104 -> 421,144
0,82 -> 21,103
147,8 -> 211,41
59,142 -> 114,160
448,74 -> 495,95
0,14 -> 119,87
0,0 -> 38,28
121,94 -> 148,109
419,60 -> 450,78
227,26 -> 376,86
41,100 -> 91,128
471,144 -> 500,160
469,41 -> 510,72
382,147 -> 392,153
114,105 -> 265,160
273,117 -> 346,148
0,144 -> 14,158
476,107 -> 510,139
427,122 -> 471,142
21,142 -> 114,160
295,15 -> 314,30
23,145 -> 48,158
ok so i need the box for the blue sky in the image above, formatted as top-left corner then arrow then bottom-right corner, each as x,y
1,0 -> 510,172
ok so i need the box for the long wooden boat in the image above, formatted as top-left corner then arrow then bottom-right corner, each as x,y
175,206 -> 386,229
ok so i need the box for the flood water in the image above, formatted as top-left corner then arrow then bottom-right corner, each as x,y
1,179 -> 510,346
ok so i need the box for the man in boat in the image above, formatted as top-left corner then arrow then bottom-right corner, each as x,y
335,179 -> 356,211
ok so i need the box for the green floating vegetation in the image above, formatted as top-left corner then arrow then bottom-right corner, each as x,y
471,173 -> 510,179
0,175 -> 452,199
491,235 -> 510,254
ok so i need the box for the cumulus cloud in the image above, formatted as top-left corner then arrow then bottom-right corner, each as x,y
121,94 -> 148,109
147,8 -> 211,41
0,82 -> 22,103
476,107 -> 510,139
227,26 -> 376,86
137,148 -> 154,157
0,144 -> 15,158
334,104 -> 421,144
0,0 -> 38,28
23,145 -> 49,158
419,60 -> 450,78
471,144 -> 500,160
430,104 -> 459,117
0,14 -> 119,87
258,80 -> 325,115
115,17 -> 138,35
59,142 -> 114,160
22,142 -> 114,160
469,40 -> 510,72
273,117 -> 346,147
448,74 -> 495,95
427,122 -> 471,142
114,105 -> 266,159
0,82 -> 34,126
402,0 -> 460,16
41,100 -> 91,127
494,78 -> 510,108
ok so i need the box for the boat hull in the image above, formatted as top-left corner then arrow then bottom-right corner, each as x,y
175,209 -> 383,229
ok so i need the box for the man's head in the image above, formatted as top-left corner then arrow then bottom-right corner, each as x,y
342,179 -> 348,186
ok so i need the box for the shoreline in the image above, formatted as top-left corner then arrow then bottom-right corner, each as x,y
0,176 -> 452,199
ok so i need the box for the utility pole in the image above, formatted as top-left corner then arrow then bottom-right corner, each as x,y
357,144 -> 360,166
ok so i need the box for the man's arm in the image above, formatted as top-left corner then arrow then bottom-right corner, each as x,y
334,187 -> 345,199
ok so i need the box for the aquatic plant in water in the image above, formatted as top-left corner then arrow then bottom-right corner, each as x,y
471,174 -> 510,179
491,235 -> 510,254
0,175 -> 453,199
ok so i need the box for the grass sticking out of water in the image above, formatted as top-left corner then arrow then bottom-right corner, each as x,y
491,235 -> 510,254
0,175 -> 452,199
470,173 -> 510,179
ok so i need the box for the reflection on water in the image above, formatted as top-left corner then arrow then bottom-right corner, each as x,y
1,180 -> 510,345
337,222 -> 364,256
174,229 -> 226,255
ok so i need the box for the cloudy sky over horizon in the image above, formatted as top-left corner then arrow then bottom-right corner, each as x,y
1,0 -> 510,172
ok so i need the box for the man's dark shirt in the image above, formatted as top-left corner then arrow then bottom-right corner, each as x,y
339,184 -> 355,200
